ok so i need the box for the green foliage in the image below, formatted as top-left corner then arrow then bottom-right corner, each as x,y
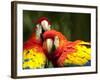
23,10 -> 90,42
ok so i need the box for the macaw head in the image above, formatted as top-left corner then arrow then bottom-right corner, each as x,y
37,17 -> 51,31
34,17 -> 51,40
43,30 -> 67,54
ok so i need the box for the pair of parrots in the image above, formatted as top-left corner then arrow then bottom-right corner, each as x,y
23,17 -> 91,69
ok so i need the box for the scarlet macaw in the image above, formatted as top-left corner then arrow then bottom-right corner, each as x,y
43,30 -> 91,67
23,17 -> 51,69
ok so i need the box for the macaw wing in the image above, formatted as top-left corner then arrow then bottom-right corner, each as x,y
57,41 -> 91,67
23,43 -> 47,69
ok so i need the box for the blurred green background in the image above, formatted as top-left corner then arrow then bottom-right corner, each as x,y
23,10 -> 91,42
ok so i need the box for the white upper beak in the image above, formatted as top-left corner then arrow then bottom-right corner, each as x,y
46,36 -> 60,53
46,39 -> 53,53
54,36 -> 60,49
41,20 -> 51,31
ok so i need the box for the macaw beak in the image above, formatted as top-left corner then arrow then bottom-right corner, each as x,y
46,39 -> 53,53
45,36 -> 60,53
41,20 -> 51,31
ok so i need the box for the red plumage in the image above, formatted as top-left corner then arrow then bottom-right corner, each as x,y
43,30 -> 91,67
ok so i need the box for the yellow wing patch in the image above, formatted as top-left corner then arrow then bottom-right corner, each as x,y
64,43 -> 91,66
23,48 -> 46,69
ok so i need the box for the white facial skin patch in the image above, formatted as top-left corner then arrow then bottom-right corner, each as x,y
36,24 -> 42,39
54,36 -> 60,49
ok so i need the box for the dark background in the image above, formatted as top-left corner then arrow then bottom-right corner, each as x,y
23,10 -> 91,42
